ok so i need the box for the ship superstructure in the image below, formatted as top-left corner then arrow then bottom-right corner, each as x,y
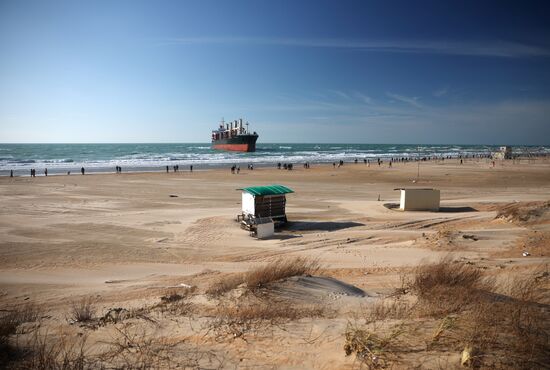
211,118 -> 259,152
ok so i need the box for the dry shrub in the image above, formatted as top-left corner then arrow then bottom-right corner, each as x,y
344,321 -> 408,369
0,303 -> 40,343
245,256 -> 320,290
101,324 -> 177,369
348,261 -> 549,369
0,303 -> 41,364
17,330 -> 98,370
205,273 -> 245,297
410,258 -> 487,316
415,263 -> 549,369
69,297 -> 96,323
207,296 -> 326,341
206,257 -> 321,297
154,288 -> 196,316
495,201 -> 550,224
101,323 -> 223,369
411,258 -> 483,296
364,299 -> 412,323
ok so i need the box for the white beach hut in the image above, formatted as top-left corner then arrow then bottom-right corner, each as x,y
493,146 -> 512,160
237,184 -> 294,225
395,188 -> 440,211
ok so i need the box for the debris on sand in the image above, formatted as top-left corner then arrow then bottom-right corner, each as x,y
495,201 -> 550,224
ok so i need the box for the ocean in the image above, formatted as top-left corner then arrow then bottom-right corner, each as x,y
1,143 -> 548,176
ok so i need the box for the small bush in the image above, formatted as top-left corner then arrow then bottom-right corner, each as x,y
411,258 -> 483,296
0,303 -> 41,364
101,324 -> 224,369
69,297 -> 96,323
205,273 -> 245,297
19,330 -> 96,370
344,322 -> 407,369
245,257 -> 321,289
413,262 -> 549,369
206,257 -> 321,297
0,303 -> 40,344
364,299 -> 412,323
207,296 -> 326,341
155,289 -> 195,316
409,257 -> 488,316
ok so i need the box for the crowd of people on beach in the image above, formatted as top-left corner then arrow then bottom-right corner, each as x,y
277,162 -> 294,170
5,152 -> 545,178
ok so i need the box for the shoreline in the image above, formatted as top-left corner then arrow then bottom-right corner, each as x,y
2,153 -> 550,177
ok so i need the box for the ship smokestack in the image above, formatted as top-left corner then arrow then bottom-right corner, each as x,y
239,119 -> 243,133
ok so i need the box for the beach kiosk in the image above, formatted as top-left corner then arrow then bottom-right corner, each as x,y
395,188 -> 440,211
493,146 -> 512,160
237,185 -> 294,234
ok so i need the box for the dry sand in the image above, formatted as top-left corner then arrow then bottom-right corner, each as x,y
1,157 -> 549,368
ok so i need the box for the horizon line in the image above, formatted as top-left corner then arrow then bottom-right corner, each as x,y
0,142 -> 547,146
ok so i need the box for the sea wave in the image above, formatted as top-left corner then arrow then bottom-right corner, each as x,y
1,143 -> 548,175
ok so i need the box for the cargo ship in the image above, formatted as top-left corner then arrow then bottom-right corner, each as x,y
211,118 -> 259,152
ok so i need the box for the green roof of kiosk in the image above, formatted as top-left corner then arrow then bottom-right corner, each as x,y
238,184 -> 294,196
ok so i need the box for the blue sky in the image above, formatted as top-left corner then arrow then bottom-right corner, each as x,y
1,0 -> 549,144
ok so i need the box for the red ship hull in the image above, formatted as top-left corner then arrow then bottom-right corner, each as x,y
212,143 -> 253,152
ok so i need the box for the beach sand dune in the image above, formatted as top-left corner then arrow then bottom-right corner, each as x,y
1,159 -> 549,368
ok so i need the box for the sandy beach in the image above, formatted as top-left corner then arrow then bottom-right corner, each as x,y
1,158 -> 549,368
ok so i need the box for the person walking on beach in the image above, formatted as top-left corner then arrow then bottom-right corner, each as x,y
190,165 -> 193,172
237,166 -> 240,174
81,167 -> 85,175
166,165 -> 169,173
44,168 -> 48,176
10,170 -> 13,177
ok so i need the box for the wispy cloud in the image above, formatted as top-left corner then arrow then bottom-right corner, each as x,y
353,91 -> 373,104
329,90 -> 352,100
433,87 -> 449,97
158,37 -> 550,58
386,92 -> 423,108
